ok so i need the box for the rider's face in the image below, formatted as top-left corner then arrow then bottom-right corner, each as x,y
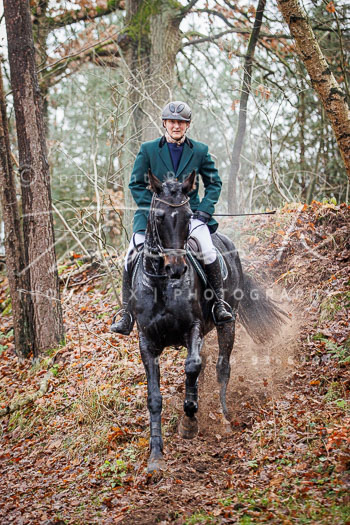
164,119 -> 189,139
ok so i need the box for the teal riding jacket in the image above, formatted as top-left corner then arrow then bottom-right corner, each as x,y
129,136 -> 222,233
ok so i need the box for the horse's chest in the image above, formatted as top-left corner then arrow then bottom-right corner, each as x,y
134,282 -> 194,341
137,283 -> 190,317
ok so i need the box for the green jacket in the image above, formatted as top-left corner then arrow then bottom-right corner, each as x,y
129,136 -> 222,233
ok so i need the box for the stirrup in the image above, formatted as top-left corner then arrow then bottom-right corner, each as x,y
211,300 -> 234,326
111,309 -> 133,334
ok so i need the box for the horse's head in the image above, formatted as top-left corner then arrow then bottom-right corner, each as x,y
147,170 -> 196,279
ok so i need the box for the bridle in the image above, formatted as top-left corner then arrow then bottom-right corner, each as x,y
149,193 -> 190,256
143,193 -> 191,278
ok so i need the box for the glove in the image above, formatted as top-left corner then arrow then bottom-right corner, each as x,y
192,210 -> 211,224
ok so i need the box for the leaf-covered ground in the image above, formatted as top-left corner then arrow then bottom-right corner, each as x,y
0,201 -> 349,524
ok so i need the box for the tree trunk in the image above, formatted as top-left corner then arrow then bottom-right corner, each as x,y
4,0 -> 64,355
0,66 -> 34,359
32,0 -> 50,131
120,0 -> 182,239
227,0 -> 266,213
143,0 -> 182,141
277,0 -> 350,180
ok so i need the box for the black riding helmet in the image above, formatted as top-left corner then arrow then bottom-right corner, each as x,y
162,101 -> 191,122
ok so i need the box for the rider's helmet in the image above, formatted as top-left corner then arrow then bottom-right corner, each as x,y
162,101 -> 191,122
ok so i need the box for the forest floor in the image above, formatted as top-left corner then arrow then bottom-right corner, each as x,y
0,201 -> 349,525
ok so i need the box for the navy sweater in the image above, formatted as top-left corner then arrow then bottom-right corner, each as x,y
167,142 -> 184,174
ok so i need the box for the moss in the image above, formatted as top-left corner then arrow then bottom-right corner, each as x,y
96,0 -> 121,15
125,0 -> 181,43
1,297 -> 12,316
125,0 -> 158,42
319,293 -> 345,322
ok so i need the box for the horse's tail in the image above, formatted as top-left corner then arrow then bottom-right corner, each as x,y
238,273 -> 287,344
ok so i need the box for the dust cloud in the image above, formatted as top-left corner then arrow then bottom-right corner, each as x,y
197,299 -> 301,436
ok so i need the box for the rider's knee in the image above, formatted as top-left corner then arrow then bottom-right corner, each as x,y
124,232 -> 145,270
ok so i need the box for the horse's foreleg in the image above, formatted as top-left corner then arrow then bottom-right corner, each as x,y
179,323 -> 203,439
216,321 -> 235,420
139,335 -> 164,473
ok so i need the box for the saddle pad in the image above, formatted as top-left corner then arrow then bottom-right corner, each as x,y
186,247 -> 228,284
187,236 -> 228,282
186,250 -> 207,287
131,245 -> 228,287
131,251 -> 142,287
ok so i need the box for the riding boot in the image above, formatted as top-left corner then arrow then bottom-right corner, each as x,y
205,258 -> 233,324
111,268 -> 134,335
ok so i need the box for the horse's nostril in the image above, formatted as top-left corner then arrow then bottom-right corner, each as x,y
165,264 -> 171,273
183,265 -> 188,274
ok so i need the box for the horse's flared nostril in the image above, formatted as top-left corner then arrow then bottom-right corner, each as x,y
165,264 -> 171,273
183,265 -> 188,274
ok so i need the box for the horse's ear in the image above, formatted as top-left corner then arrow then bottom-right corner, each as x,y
182,170 -> 196,194
147,169 -> 162,194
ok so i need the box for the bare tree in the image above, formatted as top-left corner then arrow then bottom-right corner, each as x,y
4,0 -> 64,356
0,64 -> 34,359
277,0 -> 350,179
227,0 -> 267,213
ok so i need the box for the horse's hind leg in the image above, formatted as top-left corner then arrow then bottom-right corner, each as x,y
179,322 -> 203,439
216,321 -> 235,420
139,334 -> 165,473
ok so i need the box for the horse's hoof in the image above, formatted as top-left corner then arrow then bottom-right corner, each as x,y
178,415 -> 198,439
147,456 -> 166,474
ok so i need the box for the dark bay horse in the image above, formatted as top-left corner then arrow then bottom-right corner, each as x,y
129,171 -> 284,472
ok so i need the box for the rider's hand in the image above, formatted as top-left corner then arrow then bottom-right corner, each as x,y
192,210 -> 211,224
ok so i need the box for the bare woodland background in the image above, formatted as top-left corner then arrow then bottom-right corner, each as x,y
0,4 -> 349,522
0,0 -> 349,357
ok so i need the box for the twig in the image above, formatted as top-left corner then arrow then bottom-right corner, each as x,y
0,357 -> 59,417
67,272 -> 108,288
53,203 -> 90,257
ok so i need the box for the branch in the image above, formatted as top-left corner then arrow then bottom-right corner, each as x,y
37,33 -> 121,89
180,0 -> 201,16
38,32 -> 119,76
181,28 -> 292,48
52,203 -> 90,258
46,1 -> 125,31
194,8 -> 235,28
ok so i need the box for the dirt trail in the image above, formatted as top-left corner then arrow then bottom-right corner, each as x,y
123,308 -> 300,524
1,203 -> 348,524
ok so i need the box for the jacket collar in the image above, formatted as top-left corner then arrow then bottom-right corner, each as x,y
159,135 -> 193,149
158,136 -> 193,176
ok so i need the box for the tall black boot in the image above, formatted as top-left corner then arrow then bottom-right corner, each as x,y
111,268 -> 134,335
205,258 -> 233,324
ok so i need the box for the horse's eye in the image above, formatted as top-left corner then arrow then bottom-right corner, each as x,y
155,209 -> 165,220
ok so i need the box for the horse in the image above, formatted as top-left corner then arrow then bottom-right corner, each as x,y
128,170 -> 284,472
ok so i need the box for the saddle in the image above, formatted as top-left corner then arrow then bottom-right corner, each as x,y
186,237 -> 228,286
127,237 -> 228,287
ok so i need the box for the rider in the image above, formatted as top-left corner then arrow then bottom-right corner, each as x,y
111,100 -> 233,335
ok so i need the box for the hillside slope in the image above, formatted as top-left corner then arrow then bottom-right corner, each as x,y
0,202 -> 349,524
